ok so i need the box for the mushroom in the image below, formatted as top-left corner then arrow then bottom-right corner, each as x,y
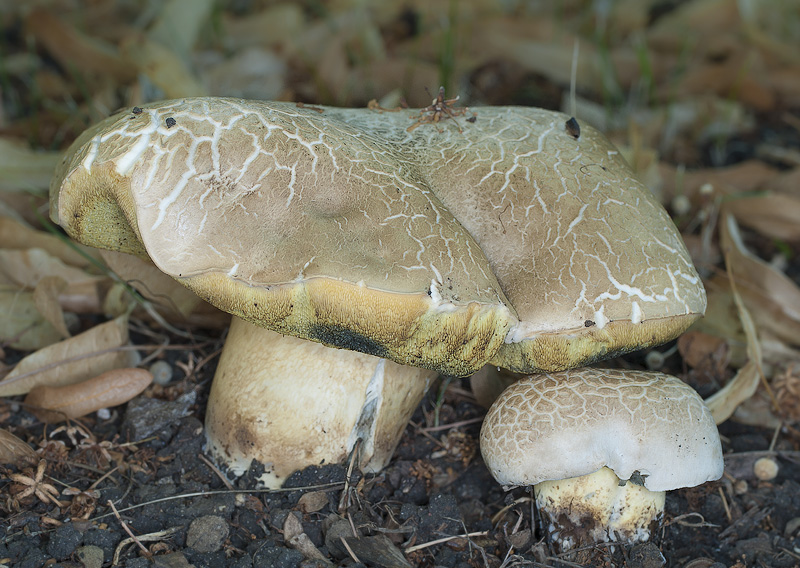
50,97 -> 705,486
480,368 -> 723,550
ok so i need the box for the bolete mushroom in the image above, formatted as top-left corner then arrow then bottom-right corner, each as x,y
50,97 -> 705,486
480,368 -> 723,550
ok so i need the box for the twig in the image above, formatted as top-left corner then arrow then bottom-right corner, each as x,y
107,499 -> 151,559
718,486 -> 732,522
340,536 -> 362,564
198,453 -> 234,490
405,531 -> 488,553
421,416 -> 484,433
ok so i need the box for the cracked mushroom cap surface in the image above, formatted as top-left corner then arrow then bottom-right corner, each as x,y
51,97 -> 705,376
50,98 -> 513,377
480,368 -> 724,492
326,105 -> 706,372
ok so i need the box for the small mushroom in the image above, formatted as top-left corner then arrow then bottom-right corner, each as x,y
480,368 -> 723,550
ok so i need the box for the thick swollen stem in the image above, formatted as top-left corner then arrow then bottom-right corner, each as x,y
534,466 -> 665,551
205,317 -> 436,488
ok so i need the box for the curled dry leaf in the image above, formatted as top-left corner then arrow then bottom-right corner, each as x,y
724,192 -> 800,242
24,367 -> 153,423
0,428 -> 38,467
704,214 -> 765,425
0,314 -> 138,397
719,208 -> 800,346
0,248 -> 105,313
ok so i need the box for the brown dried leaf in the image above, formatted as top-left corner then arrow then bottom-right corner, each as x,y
0,428 -> 38,466
25,8 -> 136,83
0,216 -> 97,268
704,215 -> 765,424
33,276 -> 71,339
724,192 -> 800,241
0,139 -> 61,193
119,34 -> 207,99
718,210 -> 800,346
0,314 -> 138,397
296,491 -> 329,513
24,367 -> 153,423
677,331 -> 730,372
0,285 -> 65,350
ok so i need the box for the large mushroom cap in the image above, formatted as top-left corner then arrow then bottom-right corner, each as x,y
52,97 -> 706,377
480,368 -> 723,492
51,98 -> 513,377
323,105 -> 707,372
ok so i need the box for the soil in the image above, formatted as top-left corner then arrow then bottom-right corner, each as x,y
2,337 -> 800,568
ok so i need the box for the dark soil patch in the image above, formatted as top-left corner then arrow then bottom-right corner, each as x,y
2,355 -> 800,567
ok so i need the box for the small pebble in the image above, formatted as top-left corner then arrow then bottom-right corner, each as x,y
150,360 -> 174,385
186,515 -> 229,553
754,456 -> 779,481
75,545 -> 104,568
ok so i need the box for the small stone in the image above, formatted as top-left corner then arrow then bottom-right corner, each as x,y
149,360 -> 174,385
628,542 -> 666,568
75,545 -> 104,568
186,515 -> 229,553
754,457 -> 779,481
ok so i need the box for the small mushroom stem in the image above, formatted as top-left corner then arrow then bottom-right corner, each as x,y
205,317 -> 436,488
534,466 -> 665,551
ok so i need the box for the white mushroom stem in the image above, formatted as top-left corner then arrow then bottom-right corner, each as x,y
205,318 -> 436,488
534,466 -> 665,551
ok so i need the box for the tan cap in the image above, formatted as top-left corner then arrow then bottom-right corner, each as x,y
480,367 -> 723,491
51,98 -> 513,377
326,106 -> 707,373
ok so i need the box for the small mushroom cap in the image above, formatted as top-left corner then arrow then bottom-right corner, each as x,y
50,98 -> 513,376
480,368 -> 723,492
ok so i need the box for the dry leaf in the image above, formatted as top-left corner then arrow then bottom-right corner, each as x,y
33,276 -> 71,339
0,139 -> 61,193
724,192 -> 800,241
704,215 -> 765,424
0,216 -> 97,268
0,285 -> 66,350
718,209 -> 800,346
25,8 -> 136,83
0,428 -> 38,466
677,330 -> 730,373
24,367 -> 153,423
0,315 -> 138,397
119,34 -> 207,99
296,491 -> 329,513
